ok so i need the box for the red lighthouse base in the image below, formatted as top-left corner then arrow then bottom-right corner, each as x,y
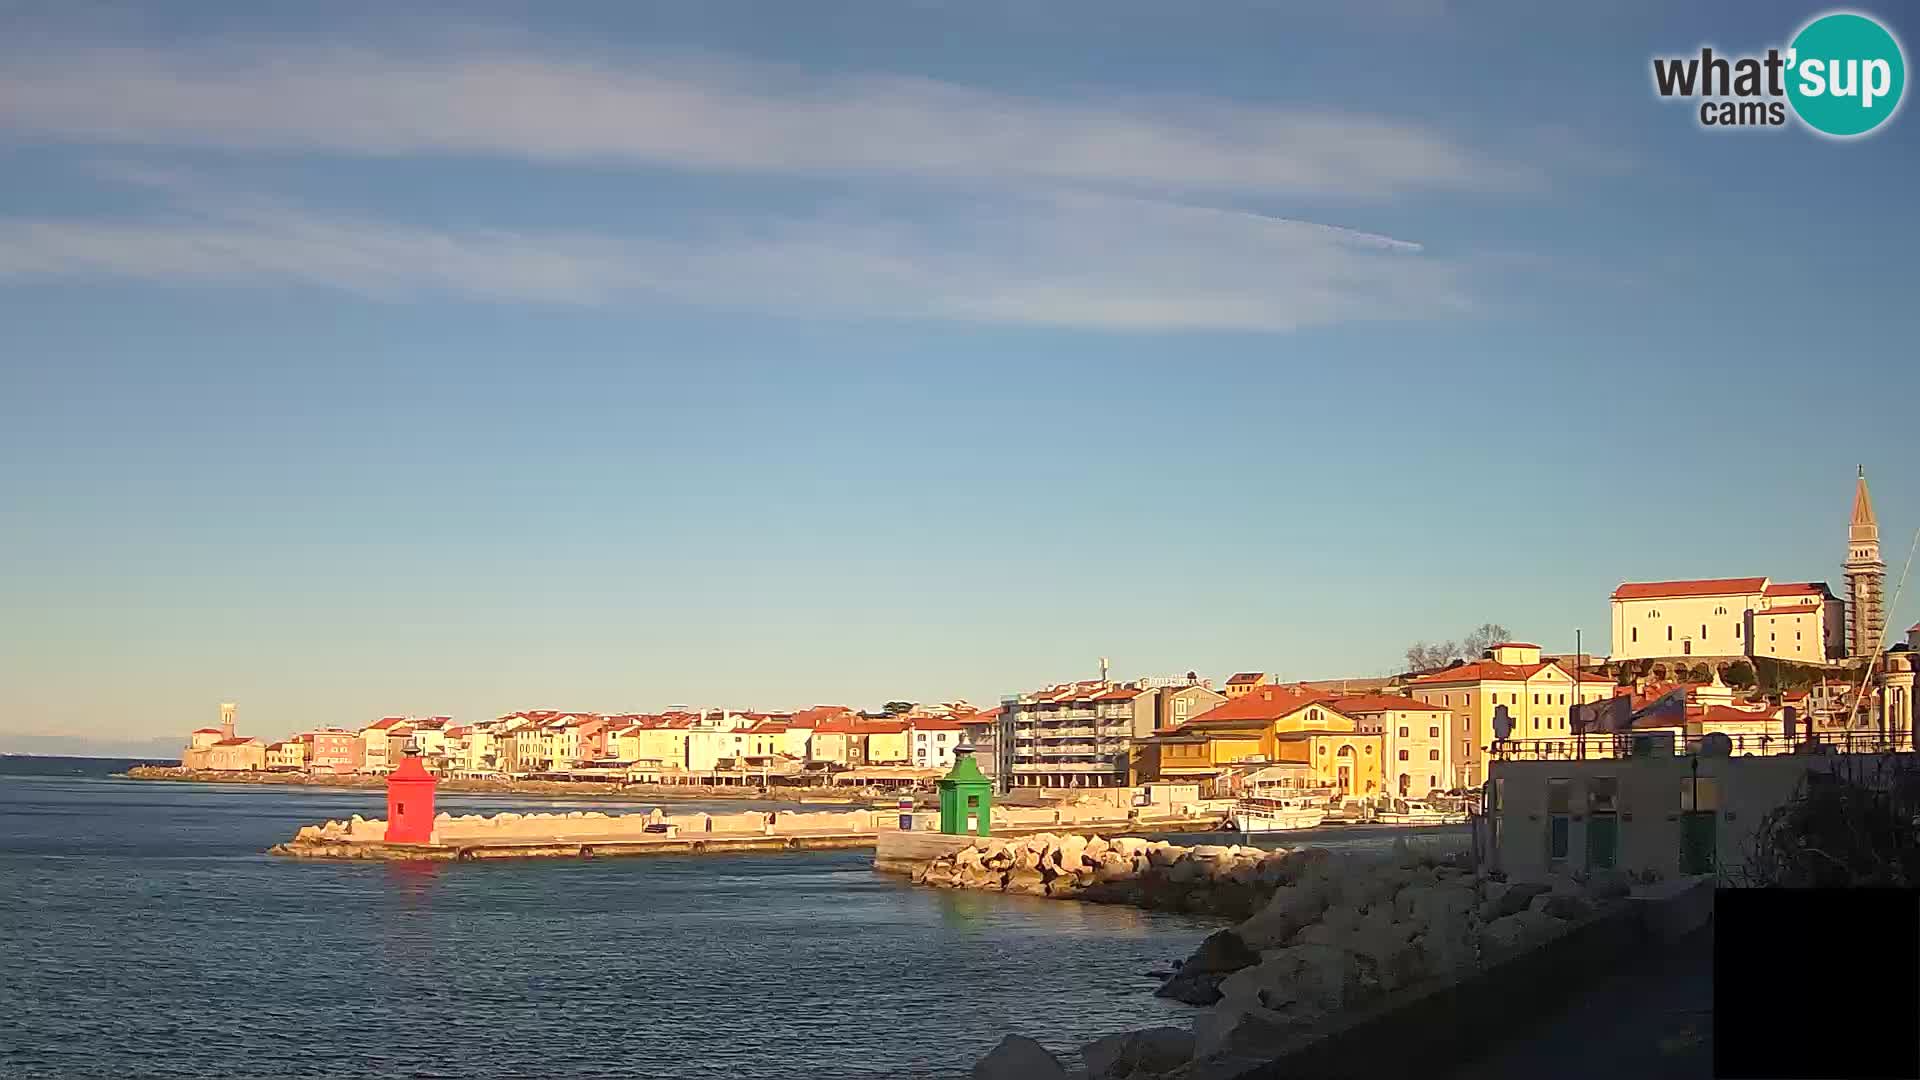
385,754 -> 438,844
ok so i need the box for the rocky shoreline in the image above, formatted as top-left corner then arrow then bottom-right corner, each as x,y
121,765 -> 861,804
920,834 -> 1658,1080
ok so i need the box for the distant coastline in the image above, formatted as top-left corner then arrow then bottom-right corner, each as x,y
121,764 -> 865,804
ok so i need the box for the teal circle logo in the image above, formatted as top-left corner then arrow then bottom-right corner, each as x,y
1787,12 -> 1906,137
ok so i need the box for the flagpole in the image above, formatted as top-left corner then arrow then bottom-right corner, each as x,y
1575,628 -> 1584,761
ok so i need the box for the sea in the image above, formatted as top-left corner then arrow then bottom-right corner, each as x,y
0,756 -> 1222,1080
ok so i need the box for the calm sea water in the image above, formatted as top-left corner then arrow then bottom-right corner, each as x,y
0,758 -> 1217,1079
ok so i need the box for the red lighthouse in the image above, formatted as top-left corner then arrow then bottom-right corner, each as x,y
385,749 -> 438,845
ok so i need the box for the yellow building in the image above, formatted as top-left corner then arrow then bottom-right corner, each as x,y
863,722 -> 911,765
264,740 -> 307,770
629,723 -> 692,770
1610,578 -> 1844,663
1142,687 -> 1384,797
1222,672 -> 1273,699
1409,642 -> 1615,789
1331,694 -> 1455,799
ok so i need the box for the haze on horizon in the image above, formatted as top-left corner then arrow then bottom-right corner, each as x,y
3,0 -> 1917,747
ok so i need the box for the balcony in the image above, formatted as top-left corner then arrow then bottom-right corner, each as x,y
1036,726 -> 1098,738
1489,730 -> 1915,762
1010,761 -> 1125,774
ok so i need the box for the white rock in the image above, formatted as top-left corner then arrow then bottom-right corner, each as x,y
970,1035 -> 1065,1080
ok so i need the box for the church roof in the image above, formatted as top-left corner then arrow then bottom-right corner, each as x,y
1612,577 -> 1767,600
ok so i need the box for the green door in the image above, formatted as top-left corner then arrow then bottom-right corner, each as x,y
1680,811 -> 1716,875
1586,812 -> 1619,870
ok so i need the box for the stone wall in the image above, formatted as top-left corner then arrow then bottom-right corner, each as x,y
951,836 -> 1656,1080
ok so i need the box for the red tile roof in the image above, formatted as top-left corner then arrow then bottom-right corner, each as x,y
212,737 -> 257,747
1700,705 -> 1779,725
1186,688 -> 1331,725
1489,642 -> 1539,649
1764,582 -> 1832,598
1755,604 -> 1819,616
1094,686 -> 1145,702
366,716 -> 409,731
1226,672 -> 1267,685
788,706 -> 856,728
191,727 -> 223,734
1329,694 -> 1450,714
1409,659 -> 1569,685
1611,577 -> 1768,600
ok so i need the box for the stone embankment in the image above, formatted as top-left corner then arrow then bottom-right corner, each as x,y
125,765 -> 860,803
913,834 -> 1323,920
941,835 -> 1662,1080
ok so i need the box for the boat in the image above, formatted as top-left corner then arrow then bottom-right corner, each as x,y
1231,796 -> 1327,833
1362,796 -> 1468,826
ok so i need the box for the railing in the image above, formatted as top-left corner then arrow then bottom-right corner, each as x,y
1010,761 -> 1126,774
1490,730 -> 1917,761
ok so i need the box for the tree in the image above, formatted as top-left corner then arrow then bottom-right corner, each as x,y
882,701 -> 915,716
1722,660 -> 1756,688
1403,623 -> 1511,673
1461,623 -> 1511,659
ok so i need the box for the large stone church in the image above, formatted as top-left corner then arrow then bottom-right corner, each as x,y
1608,470 -> 1885,665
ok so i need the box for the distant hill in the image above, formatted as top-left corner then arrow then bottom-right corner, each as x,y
0,733 -> 182,759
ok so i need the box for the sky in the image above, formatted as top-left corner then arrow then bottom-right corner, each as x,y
3,0 -> 1919,748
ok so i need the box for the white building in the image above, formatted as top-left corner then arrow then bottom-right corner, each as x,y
1609,577 -> 1843,663
908,719 -> 965,770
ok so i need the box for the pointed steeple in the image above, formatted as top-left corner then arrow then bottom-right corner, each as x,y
1850,466 -> 1879,543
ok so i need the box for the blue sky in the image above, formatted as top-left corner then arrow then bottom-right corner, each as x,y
3,0 -> 1918,743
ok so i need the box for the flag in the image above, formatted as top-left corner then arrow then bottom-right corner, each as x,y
1572,696 -> 1631,735
1631,688 -> 1687,728
1566,691 -> 1628,734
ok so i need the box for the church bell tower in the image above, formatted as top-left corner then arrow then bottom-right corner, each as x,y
1845,467 -> 1885,658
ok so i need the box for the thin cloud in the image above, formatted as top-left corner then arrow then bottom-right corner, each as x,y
0,38 -> 1537,200
0,184 -> 1469,332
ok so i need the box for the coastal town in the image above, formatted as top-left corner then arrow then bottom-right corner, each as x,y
163,471 -> 1919,821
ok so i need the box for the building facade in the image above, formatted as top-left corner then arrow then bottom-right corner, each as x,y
1332,695 -> 1455,799
998,676 -> 1223,789
1410,642 -> 1615,789
1609,578 -> 1844,663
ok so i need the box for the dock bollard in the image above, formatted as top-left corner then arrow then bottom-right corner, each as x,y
898,795 -> 914,832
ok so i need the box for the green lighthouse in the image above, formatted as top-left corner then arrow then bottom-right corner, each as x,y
937,742 -> 993,836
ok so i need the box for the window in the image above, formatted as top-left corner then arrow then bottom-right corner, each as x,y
1533,694 -> 1540,705
917,734 -> 927,742
1429,749 -> 1440,760
1702,624 -> 1708,640
1681,776 -> 1720,812
1547,778 -> 1572,863
1398,749 -> 1409,761
1667,625 -> 1674,641
1736,624 -> 1742,639
1429,726 -> 1440,738
1632,627 -> 1638,643
1429,775 -> 1438,790
1398,726 -> 1409,737
1559,694 -> 1566,705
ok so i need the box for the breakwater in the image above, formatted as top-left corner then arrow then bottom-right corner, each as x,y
908,833 -> 1697,1080
125,765 -> 860,803
272,805 -> 1228,861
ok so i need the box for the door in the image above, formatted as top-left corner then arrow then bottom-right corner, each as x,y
1680,812 -> 1716,875
1337,765 -> 1352,793
1586,813 -> 1619,870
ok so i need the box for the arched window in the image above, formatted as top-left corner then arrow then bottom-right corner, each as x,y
1336,744 -> 1354,757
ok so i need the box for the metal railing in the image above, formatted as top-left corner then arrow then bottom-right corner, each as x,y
1489,730 -> 1917,761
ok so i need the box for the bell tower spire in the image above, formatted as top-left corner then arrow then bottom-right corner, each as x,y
1845,467 -> 1885,658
